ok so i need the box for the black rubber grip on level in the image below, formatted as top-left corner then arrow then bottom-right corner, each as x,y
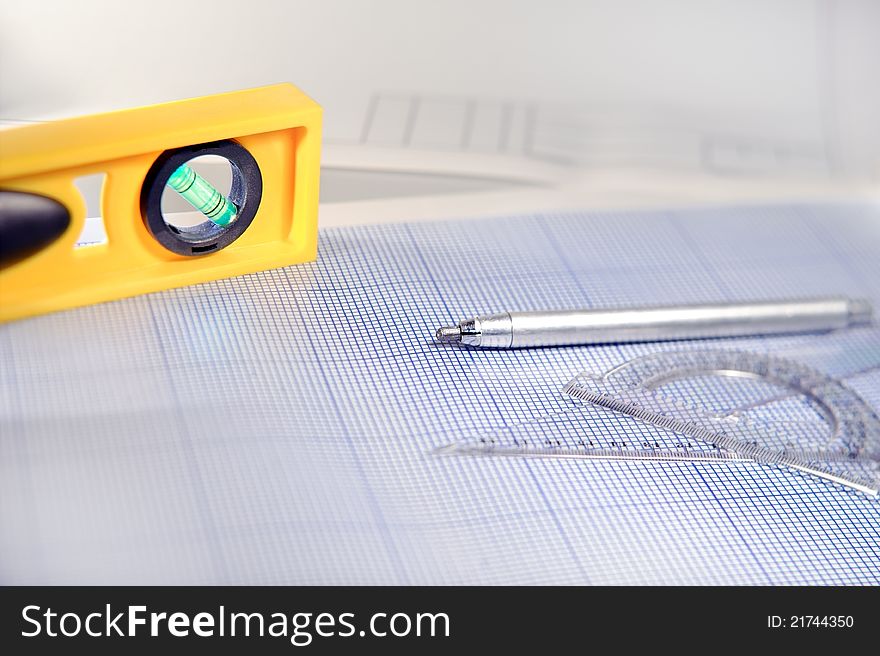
0,191 -> 71,267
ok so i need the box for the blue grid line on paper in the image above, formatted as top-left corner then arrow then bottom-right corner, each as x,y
1,202 -> 879,585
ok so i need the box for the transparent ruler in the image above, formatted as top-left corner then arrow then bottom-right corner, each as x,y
441,350 -> 880,496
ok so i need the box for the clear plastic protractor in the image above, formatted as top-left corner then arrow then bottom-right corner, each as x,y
563,350 -> 880,496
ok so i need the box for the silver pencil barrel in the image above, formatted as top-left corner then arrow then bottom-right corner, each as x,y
436,297 -> 873,348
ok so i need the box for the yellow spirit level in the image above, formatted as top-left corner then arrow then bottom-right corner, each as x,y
0,83 -> 322,322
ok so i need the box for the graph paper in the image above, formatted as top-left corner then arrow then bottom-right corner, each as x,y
1,202 -> 879,584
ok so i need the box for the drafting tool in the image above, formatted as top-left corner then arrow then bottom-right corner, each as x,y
442,350 -> 880,496
435,297 -> 873,348
0,83 -> 322,322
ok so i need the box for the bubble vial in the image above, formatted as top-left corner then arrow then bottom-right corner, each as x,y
166,163 -> 238,227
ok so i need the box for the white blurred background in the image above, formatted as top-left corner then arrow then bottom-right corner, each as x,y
2,0 -> 878,222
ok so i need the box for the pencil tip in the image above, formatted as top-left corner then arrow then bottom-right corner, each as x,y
435,326 -> 461,343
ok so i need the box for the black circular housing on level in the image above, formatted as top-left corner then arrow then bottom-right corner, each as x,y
140,140 -> 262,256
